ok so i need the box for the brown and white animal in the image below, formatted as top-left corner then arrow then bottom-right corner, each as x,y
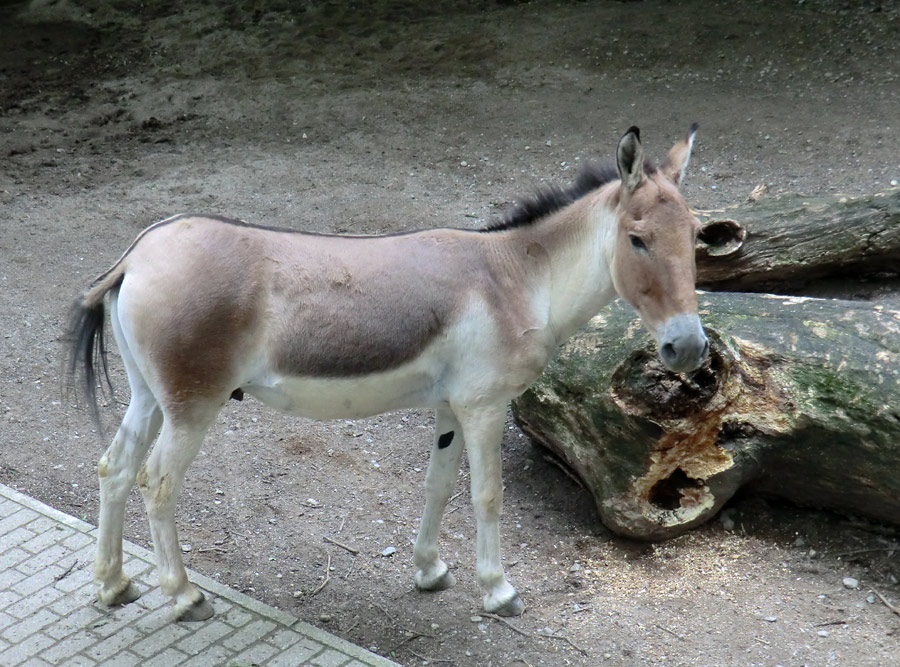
66,125 -> 708,622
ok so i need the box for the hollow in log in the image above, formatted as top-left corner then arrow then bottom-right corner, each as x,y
695,188 -> 900,292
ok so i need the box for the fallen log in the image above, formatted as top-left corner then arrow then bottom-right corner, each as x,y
512,293 -> 900,540
695,188 -> 900,292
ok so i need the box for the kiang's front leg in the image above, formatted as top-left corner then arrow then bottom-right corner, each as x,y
456,403 -> 525,616
413,406 -> 465,592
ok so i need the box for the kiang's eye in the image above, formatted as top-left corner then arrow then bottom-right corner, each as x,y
629,235 -> 647,252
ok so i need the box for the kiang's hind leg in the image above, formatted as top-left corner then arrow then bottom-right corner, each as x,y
138,405 -> 220,621
95,294 -> 163,607
413,406 -> 466,592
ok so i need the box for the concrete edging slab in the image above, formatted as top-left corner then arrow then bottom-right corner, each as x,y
0,483 -> 400,667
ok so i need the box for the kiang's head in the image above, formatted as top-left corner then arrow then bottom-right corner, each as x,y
610,124 -> 708,374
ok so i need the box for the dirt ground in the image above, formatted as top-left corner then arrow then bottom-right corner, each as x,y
2,0 -> 899,665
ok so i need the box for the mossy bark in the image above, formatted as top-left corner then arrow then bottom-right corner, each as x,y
512,293 -> 900,540
695,188 -> 900,292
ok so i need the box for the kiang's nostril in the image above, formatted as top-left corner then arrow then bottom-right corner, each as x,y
661,342 -> 676,360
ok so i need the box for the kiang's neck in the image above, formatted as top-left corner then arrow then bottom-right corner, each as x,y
500,189 -> 619,344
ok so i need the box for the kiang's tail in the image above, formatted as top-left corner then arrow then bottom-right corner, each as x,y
63,259 -> 128,431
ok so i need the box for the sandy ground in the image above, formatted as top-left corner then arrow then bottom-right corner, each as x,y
2,0 -> 899,665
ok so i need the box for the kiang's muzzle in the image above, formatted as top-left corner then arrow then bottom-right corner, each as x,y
657,313 -> 709,373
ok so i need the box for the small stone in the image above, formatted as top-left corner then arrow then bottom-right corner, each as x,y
180,543 -> 192,553
319,614 -> 332,623
470,615 -> 483,623
764,616 -> 777,623
720,512 -> 735,531
891,179 -> 898,187
381,546 -> 397,557
460,160 -> 468,167
292,591 -> 303,598
569,562 -> 582,572
817,629 -> 829,637
867,595 -> 877,604
477,623 -> 487,631
843,577 -> 859,589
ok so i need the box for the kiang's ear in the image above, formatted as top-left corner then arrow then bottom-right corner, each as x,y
616,126 -> 644,194
661,122 -> 699,187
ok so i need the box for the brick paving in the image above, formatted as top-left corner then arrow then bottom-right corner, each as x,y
0,484 -> 398,667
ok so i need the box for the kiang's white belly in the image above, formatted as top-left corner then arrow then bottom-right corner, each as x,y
244,356 -> 443,420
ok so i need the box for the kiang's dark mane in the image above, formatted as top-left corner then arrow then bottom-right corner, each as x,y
481,161 -> 655,233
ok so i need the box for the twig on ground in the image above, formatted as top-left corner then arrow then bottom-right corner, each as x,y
55,560 -> 77,581
834,546 -> 898,558
374,602 -> 396,623
443,491 -> 465,515
311,554 -> 331,596
815,620 -> 849,627
324,535 -> 359,555
483,612 -> 531,637
392,632 -> 434,651
375,449 -> 398,465
654,623 -> 684,640
197,546 -> 229,554
754,636 -> 771,646
547,633 -> 589,656
409,649 -> 454,664
872,588 -> 900,618
338,516 -> 346,533
542,454 -> 584,489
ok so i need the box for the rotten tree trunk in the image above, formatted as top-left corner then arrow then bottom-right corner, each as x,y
695,188 -> 900,292
512,293 -> 900,541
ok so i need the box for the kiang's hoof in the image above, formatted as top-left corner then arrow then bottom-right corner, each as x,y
174,593 -> 214,622
416,567 -> 457,592
486,592 -> 525,617
99,581 -> 142,607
